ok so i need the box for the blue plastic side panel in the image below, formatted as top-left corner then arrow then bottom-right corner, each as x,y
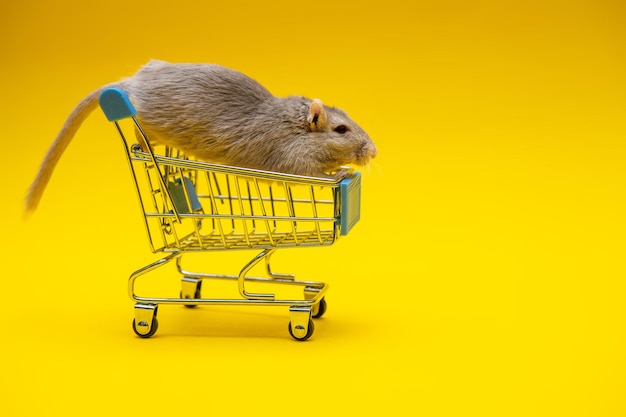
99,88 -> 137,121
339,172 -> 362,236
168,177 -> 203,214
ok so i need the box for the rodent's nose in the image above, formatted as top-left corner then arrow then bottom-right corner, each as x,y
368,144 -> 378,159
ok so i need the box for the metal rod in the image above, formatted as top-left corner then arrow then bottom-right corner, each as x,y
238,249 -> 276,300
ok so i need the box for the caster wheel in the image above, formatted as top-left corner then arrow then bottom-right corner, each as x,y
132,316 -> 159,338
180,289 -> 202,308
312,298 -> 327,319
181,281 -> 202,308
288,319 -> 315,341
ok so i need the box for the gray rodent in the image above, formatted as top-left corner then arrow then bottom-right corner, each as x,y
25,60 -> 377,213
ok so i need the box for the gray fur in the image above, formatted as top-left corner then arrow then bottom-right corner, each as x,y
25,60 -> 377,213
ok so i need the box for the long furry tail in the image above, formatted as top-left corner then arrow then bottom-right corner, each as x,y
24,87 -> 105,215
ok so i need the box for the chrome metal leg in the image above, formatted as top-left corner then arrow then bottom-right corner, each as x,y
238,249 -> 275,300
264,249 -> 295,280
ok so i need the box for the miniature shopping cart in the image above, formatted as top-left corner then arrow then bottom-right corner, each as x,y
99,88 -> 362,341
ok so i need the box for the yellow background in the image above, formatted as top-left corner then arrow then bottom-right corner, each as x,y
2,0 -> 625,415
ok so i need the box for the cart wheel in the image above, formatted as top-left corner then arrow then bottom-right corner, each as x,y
288,319 -> 315,341
132,316 -> 159,338
180,288 -> 202,308
312,298 -> 327,319
180,280 -> 202,308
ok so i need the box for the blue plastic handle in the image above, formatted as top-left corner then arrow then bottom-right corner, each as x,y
99,88 -> 137,121
339,171 -> 361,236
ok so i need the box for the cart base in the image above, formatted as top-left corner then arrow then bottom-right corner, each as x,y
128,249 -> 329,341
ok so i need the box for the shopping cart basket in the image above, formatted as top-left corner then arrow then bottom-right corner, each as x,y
99,88 -> 362,341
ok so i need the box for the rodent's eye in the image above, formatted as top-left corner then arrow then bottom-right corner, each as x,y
334,125 -> 348,134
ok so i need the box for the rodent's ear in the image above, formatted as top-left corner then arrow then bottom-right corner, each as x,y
307,98 -> 327,131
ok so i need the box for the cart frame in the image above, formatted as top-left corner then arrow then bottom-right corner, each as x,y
99,88 -> 362,340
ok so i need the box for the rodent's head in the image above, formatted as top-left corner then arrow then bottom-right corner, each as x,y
306,99 -> 377,172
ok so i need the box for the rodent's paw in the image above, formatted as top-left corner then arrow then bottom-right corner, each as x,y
332,170 -> 350,181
